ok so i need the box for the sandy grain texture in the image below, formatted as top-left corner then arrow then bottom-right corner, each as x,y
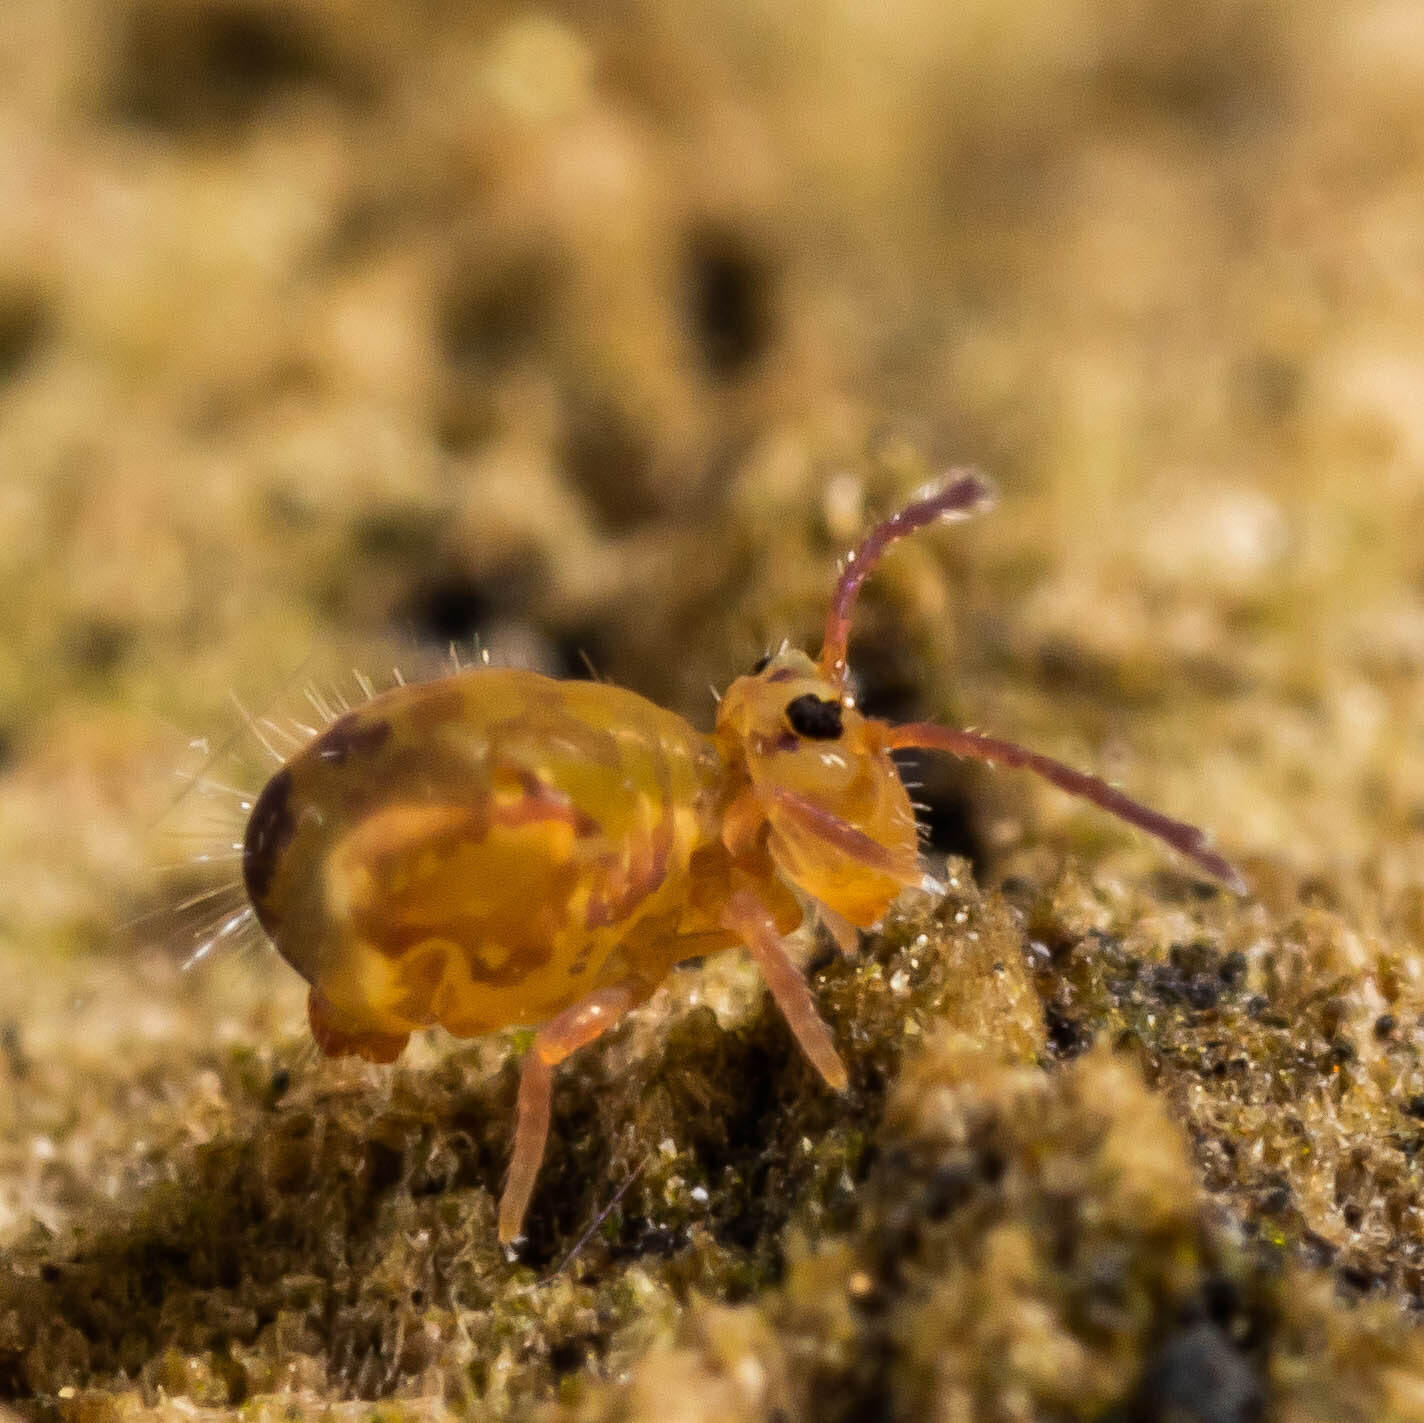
3,0 -> 1424,1418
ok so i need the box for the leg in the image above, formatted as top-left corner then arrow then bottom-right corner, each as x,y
817,903 -> 862,957
763,783 -> 927,889
499,980 -> 646,1244
881,722 -> 1245,893
722,888 -> 849,1091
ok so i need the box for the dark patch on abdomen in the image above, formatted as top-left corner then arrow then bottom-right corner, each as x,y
244,767 -> 295,932
314,712 -> 393,766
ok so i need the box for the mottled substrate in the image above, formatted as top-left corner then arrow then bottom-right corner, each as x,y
4,868 -> 1424,1420
5,0 -> 1424,1416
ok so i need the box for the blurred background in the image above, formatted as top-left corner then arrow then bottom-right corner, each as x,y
8,0 -> 1423,945
3,0 -> 1424,1408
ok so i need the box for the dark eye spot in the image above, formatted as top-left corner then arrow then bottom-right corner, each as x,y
785,694 -> 844,740
751,654 -> 772,674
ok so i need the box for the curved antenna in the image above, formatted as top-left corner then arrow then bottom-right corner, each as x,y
882,721 -> 1246,893
818,470 -> 997,690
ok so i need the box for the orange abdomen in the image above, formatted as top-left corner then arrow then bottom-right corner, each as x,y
243,669 -> 729,1043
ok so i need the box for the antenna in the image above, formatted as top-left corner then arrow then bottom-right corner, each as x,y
818,470 -> 996,690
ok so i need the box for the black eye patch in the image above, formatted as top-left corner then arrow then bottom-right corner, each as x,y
785,693 -> 844,739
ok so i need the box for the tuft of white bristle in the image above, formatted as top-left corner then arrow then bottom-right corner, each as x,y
228,691 -> 284,765
304,685 -> 337,724
182,905 -> 256,972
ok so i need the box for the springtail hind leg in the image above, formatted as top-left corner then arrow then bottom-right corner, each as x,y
500,979 -> 647,1245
